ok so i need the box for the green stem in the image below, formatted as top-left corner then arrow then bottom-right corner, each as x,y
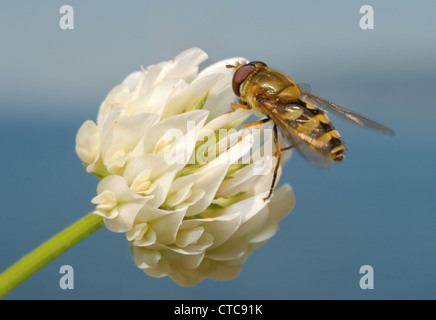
0,213 -> 104,298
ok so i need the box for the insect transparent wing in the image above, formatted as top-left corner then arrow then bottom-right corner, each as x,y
279,122 -> 333,167
267,105 -> 334,168
300,92 -> 395,136
297,83 -> 312,93
287,130 -> 333,167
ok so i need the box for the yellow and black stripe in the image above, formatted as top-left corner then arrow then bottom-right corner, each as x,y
282,99 -> 345,162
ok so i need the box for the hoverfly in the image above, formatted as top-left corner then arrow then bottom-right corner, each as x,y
226,61 -> 394,200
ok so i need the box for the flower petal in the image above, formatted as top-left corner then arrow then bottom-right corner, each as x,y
133,247 -> 162,269
75,120 -> 100,165
143,110 -> 209,164
123,154 -> 184,207
150,208 -> 186,245
97,84 -> 130,125
165,163 -> 229,215
133,78 -> 185,116
157,47 -> 208,83
100,113 -> 160,174
92,175 -> 149,232
175,226 -> 205,248
161,73 -> 223,119
180,209 -> 243,249
249,183 -> 295,245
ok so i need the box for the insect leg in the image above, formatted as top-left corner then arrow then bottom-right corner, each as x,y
264,124 -> 281,201
223,103 -> 251,114
239,117 -> 270,142
277,145 -> 294,154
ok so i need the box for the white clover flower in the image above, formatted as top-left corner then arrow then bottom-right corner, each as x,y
75,47 -> 295,286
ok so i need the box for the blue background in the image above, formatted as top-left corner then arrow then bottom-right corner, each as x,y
1,0 -> 435,299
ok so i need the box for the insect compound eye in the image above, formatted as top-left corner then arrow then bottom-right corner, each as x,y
232,63 -> 257,96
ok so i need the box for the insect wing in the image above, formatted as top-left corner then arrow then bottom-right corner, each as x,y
299,91 -> 395,136
297,82 -> 312,93
282,126 -> 333,167
261,99 -> 334,167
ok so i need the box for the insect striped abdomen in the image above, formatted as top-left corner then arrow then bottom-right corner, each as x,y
284,100 -> 345,162
307,107 -> 345,161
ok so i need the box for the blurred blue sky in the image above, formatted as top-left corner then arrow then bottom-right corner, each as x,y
1,0 -> 435,299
